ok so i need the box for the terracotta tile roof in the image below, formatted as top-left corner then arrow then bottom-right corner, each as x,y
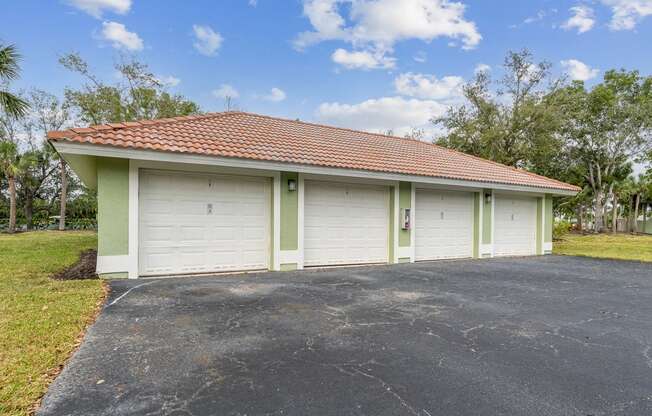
47,111 -> 580,192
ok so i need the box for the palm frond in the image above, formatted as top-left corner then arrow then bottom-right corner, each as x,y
0,44 -> 21,81
0,90 -> 29,119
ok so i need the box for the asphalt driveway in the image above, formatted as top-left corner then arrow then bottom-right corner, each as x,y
38,256 -> 652,416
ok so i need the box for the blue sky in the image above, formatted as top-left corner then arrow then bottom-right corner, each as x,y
3,0 -> 652,136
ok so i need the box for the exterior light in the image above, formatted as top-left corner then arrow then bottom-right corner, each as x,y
484,192 -> 492,204
288,179 -> 297,192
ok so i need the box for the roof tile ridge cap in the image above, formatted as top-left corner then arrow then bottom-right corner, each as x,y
428,141 -> 579,190
235,110 -> 441,145
57,112 -> 230,138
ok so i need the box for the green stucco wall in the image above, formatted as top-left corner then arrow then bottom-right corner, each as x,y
544,194 -> 553,244
280,172 -> 299,251
97,157 -> 129,256
473,192 -> 480,258
398,181 -> 411,247
482,189 -> 492,245
389,186 -> 396,262
536,197 -> 543,255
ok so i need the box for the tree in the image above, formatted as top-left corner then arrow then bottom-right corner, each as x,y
555,70 -> 652,232
434,49 -> 566,173
27,89 -> 72,230
0,44 -> 29,119
59,53 -> 200,125
0,141 -> 33,232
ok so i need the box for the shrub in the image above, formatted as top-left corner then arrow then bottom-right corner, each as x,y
553,220 -> 572,240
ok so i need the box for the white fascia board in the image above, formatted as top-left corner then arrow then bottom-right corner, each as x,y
52,142 -> 578,196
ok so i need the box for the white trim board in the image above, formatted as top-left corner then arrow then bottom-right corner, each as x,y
97,255 -> 130,274
54,142 -> 578,196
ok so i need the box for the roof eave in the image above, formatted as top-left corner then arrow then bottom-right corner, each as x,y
51,140 -> 580,196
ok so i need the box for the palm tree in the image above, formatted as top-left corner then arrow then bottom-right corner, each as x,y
1,141 -> 20,233
0,44 -> 29,119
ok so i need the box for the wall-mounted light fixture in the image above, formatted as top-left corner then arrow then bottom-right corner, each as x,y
484,192 -> 492,204
288,178 -> 297,192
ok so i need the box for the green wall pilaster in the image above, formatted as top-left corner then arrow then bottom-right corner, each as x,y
544,194 -> 553,245
280,172 -> 299,251
398,181 -> 412,247
389,186 -> 396,263
97,157 -> 129,256
482,189 -> 492,245
536,197 -> 543,255
473,192 -> 480,258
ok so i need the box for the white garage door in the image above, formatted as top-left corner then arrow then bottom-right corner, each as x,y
415,189 -> 474,261
304,181 -> 389,267
494,195 -> 537,257
139,170 -> 271,276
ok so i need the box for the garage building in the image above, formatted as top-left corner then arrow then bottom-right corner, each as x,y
48,112 -> 579,278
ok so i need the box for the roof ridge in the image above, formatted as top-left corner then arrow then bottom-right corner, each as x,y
233,111 -> 574,188
47,110 -> 580,192
53,111 -> 231,136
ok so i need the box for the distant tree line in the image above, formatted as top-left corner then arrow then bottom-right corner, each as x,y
2,45 -> 651,234
435,49 -> 652,233
0,45 -> 200,233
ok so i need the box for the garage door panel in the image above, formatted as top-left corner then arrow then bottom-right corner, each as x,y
139,170 -> 271,276
304,181 -> 389,267
416,189 -> 474,261
494,196 -> 537,257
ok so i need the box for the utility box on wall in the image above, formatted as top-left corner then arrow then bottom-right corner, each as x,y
401,208 -> 411,230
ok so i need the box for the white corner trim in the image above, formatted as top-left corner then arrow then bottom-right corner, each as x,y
543,242 -> 553,252
97,255 -> 130,274
490,189 -> 495,257
409,182 -> 416,262
477,191 -> 483,259
540,196 -> 546,255
128,160 -> 139,279
297,173 -> 305,270
480,244 -> 494,256
397,246 -> 413,260
393,182 -> 400,264
280,250 -> 303,265
272,172 -> 281,271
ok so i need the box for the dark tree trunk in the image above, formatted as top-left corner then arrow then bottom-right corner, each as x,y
576,205 -> 583,231
24,193 -> 34,230
611,193 -> 618,233
633,193 -> 641,233
59,159 -> 67,231
8,176 -> 16,233
628,195 -> 634,232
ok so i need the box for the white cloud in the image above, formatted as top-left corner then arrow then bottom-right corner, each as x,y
561,59 -> 600,81
263,87 -> 287,102
316,96 -> 446,135
156,75 -> 180,87
562,5 -> 595,33
249,0 -> 258,5
295,0 -> 482,68
394,72 -> 464,101
474,63 -> 491,74
331,48 -> 395,70
100,21 -> 143,51
601,0 -> 652,30
413,51 -> 427,63
212,84 -> 240,99
192,24 -> 223,56
66,0 -> 131,18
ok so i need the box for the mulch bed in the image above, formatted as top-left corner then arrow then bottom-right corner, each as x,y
50,249 -> 98,280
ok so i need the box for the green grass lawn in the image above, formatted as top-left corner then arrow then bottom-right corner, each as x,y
0,231 -> 104,416
554,233 -> 652,262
